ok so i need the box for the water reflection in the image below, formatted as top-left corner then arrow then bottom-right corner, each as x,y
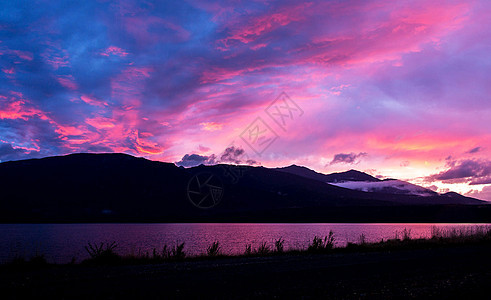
1,223 -> 489,263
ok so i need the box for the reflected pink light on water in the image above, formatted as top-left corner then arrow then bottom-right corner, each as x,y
1,223 -> 489,263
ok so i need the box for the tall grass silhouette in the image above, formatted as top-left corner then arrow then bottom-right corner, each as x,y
22,226 -> 488,266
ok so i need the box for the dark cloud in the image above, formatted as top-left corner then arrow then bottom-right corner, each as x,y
219,146 -> 255,165
0,143 -> 29,162
175,146 -> 258,168
466,147 -> 481,154
329,152 -> 367,165
175,153 -> 216,167
425,159 -> 491,185
469,176 -> 491,185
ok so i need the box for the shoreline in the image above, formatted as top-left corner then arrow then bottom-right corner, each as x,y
2,227 -> 491,298
2,242 -> 491,299
3,226 -> 490,266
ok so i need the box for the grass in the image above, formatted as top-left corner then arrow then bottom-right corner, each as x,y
256,242 -> 271,255
307,230 -> 336,253
244,244 -> 252,256
4,226 -> 491,267
207,241 -> 221,257
274,238 -> 285,253
83,242 -> 120,265
345,226 -> 491,252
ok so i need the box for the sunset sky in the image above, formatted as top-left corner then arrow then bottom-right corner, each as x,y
0,0 -> 490,200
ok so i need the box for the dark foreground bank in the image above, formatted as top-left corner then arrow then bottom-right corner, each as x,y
2,243 -> 491,299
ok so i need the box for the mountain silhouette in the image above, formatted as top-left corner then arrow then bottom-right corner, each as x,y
0,153 -> 488,223
277,165 -> 380,183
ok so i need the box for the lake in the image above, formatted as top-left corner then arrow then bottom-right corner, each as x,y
1,223 -> 489,263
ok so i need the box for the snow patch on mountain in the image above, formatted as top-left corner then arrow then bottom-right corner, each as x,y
330,179 -> 437,197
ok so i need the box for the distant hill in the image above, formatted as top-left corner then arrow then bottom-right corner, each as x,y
277,166 -> 380,183
0,153 -> 487,223
276,165 -> 333,182
330,179 -> 439,197
324,169 -> 381,183
279,166 -> 442,197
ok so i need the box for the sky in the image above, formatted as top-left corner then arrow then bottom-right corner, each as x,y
0,0 -> 490,201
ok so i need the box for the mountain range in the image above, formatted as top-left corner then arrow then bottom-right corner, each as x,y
0,153 -> 489,223
277,165 -> 439,197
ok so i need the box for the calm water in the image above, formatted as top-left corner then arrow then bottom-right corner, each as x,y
1,223 -> 489,263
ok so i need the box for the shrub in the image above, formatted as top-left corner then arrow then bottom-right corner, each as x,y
84,242 -> 120,264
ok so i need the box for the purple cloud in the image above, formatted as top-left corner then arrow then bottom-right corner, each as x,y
329,152 -> 367,165
466,147 -> 482,154
219,146 -> 258,166
426,159 -> 491,185
466,186 -> 491,202
176,153 -> 217,168
176,146 -> 258,168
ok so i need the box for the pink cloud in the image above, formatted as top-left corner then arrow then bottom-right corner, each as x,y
219,2 -> 312,48
250,43 -> 268,50
111,66 -> 152,109
0,138 -> 40,153
133,129 -> 163,155
55,125 -> 85,136
0,92 -> 93,153
294,2 -> 471,68
80,95 -> 108,107
100,46 -> 129,57
68,65 -> 167,156
0,93 -> 46,121
85,116 -> 116,129
41,49 -> 69,70
200,68 -> 246,84
57,75 -> 78,90
4,49 -> 33,61
2,67 -> 14,74
200,122 -> 223,131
